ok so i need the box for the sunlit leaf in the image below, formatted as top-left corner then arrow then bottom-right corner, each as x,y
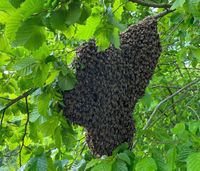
187,152 -> 200,171
135,157 -> 157,171
171,0 -> 186,10
75,7 -> 101,40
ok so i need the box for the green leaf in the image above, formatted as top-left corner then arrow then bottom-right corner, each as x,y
9,0 -> 24,8
177,146 -> 194,162
96,31 -> 110,51
85,159 -> 100,170
54,159 -> 69,170
0,53 -> 10,67
58,72 -> 77,91
5,0 -> 45,40
71,159 -> 86,171
135,157 -> 157,171
25,155 -> 47,171
62,132 -> 77,150
32,43 -> 50,60
172,122 -> 185,135
112,143 -> 129,155
75,7 -> 101,40
5,12 -> 24,41
113,0 -> 124,21
117,152 -> 131,165
54,127 -> 62,149
188,121 -> 200,135
49,9 -> 67,30
0,11 -> 9,24
24,157 -> 38,170
29,107 -> 40,122
171,0 -> 186,10
91,161 -> 112,171
78,4 -> 91,24
141,92 -> 152,108
37,155 -> 48,171
63,26 -> 76,39
0,34 -> 10,51
19,0 -> 45,19
13,57 -> 36,71
187,152 -> 200,171
13,18 -> 46,50
33,64 -> 49,87
185,0 -> 200,19
40,117 -> 59,137
112,160 -> 128,171
45,70 -> 59,85
65,1 -> 82,25
110,28 -> 120,49
152,151 -> 168,171
0,0 -> 16,13
38,92 -> 51,116
166,148 -> 177,171
18,76 -> 34,90
189,46 -> 200,67
124,2 -> 137,11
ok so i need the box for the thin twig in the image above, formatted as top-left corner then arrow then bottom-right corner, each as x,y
130,0 -> 171,9
143,77 -> 200,130
19,96 -> 30,167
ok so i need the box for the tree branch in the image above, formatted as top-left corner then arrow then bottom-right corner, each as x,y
19,96 -> 30,167
0,88 -> 36,127
0,109 -> 6,126
143,77 -> 200,130
130,0 -> 171,8
154,9 -> 175,19
0,88 -> 37,112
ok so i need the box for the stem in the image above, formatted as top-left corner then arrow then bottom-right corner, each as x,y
19,97 -> 30,167
130,0 -> 171,8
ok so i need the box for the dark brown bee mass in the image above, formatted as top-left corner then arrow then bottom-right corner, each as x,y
63,17 -> 162,156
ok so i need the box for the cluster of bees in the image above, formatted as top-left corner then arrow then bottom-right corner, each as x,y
63,17 -> 162,156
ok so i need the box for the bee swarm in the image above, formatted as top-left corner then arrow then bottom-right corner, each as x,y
63,17 -> 162,156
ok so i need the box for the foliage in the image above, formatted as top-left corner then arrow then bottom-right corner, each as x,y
0,0 -> 199,170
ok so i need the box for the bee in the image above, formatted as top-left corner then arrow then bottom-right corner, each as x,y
63,17 -> 162,156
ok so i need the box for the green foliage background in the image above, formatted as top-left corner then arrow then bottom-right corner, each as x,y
0,0 -> 199,170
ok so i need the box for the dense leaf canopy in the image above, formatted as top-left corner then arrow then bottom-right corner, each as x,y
0,0 -> 199,170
